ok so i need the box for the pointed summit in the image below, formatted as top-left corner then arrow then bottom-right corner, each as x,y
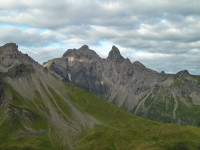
107,46 -> 123,60
3,42 -> 18,48
0,43 -> 19,54
132,61 -> 147,72
177,70 -> 190,77
79,45 -> 89,50
133,61 -> 145,68
62,44 -> 100,60
0,43 -> 37,72
62,45 -> 89,57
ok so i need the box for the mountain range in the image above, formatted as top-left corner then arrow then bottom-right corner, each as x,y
0,43 -> 200,149
44,45 -> 200,126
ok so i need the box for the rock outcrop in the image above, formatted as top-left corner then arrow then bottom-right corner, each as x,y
0,43 -> 99,149
1,42 -> 200,149
44,45 -> 200,126
0,43 -> 38,73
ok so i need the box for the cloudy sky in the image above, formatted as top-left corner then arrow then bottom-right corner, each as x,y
0,0 -> 200,75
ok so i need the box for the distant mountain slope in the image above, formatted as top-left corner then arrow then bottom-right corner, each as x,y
1,43 -> 200,150
44,45 -> 200,126
0,43 -> 98,149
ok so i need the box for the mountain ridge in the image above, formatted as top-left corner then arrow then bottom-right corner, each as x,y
0,43 -> 200,149
0,43 -> 99,149
44,44 -> 200,126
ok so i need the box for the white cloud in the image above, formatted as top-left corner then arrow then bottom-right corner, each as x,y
0,25 -> 59,47
20,46 -> 65,64
0,0 -> 200,74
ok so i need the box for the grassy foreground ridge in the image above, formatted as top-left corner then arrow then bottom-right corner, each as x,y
66,83 -> 200,150
0,76 -> 200,150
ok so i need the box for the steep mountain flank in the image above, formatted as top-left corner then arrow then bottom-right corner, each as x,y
1,43 -> 200,150
44,45 -> 200,126
0,43 -> 99,149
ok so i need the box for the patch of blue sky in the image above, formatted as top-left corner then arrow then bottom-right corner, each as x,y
46,42 -> 61,48
91,40 -> 113,58
39,29 -> 47,33
94,40 -> 112,48
0,23 -> 48,33
0,23 -> 30,30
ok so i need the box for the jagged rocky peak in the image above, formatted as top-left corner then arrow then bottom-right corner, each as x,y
0,43 -> 37,72
161,71 -> 165,74
0,43 -> 33,61
0,43 -> 19,55
107,46 -> 124,60
2,42 -> 18,48
62,48 -> 76,57
132,61 -> 155,73
79,45 -> 89,50
176,70 -> 190,77
179,70 -> 189,74
132,61 -> 145,68
62,45 -> 100,60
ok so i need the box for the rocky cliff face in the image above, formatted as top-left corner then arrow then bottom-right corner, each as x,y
1,43 -> 200,149
0,43 -> 39,73
44,45 -> 200,126
0,43 -> 99,149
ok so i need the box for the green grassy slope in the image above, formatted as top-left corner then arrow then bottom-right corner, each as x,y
0,78 -> 52,150
1,75 -> 200,150
0,76 -> 81,150
65,84 -> 200,150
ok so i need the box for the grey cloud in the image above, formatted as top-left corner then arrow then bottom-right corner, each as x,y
20,46 -> 65,64
0,26 -> 58,47
0,0 -> 200,74
1,0 -> 200,28
131,50 -> 200,75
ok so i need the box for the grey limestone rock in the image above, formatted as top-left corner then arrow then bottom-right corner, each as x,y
45,44 -> 200,126
0,43 -> 39,73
